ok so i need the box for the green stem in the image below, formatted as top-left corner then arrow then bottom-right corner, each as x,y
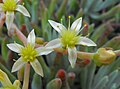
77,49 -> 120,60
77,52 -> 94,59
22,63 -> 30,89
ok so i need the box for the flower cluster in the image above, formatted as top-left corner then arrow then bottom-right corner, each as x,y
0,0 -> 30,30
7,30 -> 54,77
6,17 -> 96,78
48,17 -> 96,68
0,0 -> 96,79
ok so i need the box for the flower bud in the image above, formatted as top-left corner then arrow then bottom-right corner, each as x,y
56,69 -> 66,81
36,37 -> 44,45
46,78 -> 62,89
93,48 -> 116,66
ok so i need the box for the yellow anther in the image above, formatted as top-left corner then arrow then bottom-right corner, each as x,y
22,3 -> 25,5
68,16 -> 71,19
84,24 -> 87,27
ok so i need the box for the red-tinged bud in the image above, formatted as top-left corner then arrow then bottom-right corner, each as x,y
36,37 -> 44,45
46,78 -> 62,89
84,24 -> 88,30
82,24 -> 89,36
76,59 -> 91,67
83,59 -> 91,65
56,69 -> 66,81
67,72 -> 75,86
20,24 -> 27,31
20,24 -> 28,36
68,72 -> 75,80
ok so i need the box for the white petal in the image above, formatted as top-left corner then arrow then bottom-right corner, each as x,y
27,29 -> 35,46
31,59 -> 44,77
0,69 -> 12,87
77,37 -> 97,46
36,47 -> 53,56
0,3 -> 3,12
16,5 -> 30,17
68,47 -> 77,68
5,12 -> 14,30
71,17 -> 82,33
12,57 -> 26,72
7,43 -> 24,53
48,20 -> 66,34
45,38 -> 62,49
3,0 -> 6,3
15,0 -> 19,3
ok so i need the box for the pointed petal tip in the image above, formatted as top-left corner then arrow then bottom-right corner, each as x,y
88,42 -> 97,46
68,47 -> 77,69
31,60 -> 44,77
6,43 -> 23,53
40,73 -> 44,77
71,64 -> 75,68
6,44 -> 9,47
11,68 -> 16,73
27,14 -> 31,18
77,17 -> 82,21
27,29 -> 35,46
48,20 -> 54,24
93,43 -> 97,46
78,37 -> 97,47
48,20 -> 52,22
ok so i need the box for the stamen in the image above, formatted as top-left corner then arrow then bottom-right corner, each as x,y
60,18 -> 63,24
77,24 -> 86,34
22,2 -> 25,5
68,16 -> 71,30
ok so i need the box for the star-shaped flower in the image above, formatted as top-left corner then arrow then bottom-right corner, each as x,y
0,0 -> 30,30
7,30 -> 53,77
48,17 -> 97,68
0,69 -> 20,89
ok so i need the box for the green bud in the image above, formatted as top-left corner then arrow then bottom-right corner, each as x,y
46,78 -> 62,89
93,48 -> 116,66
35,37 -> 44,45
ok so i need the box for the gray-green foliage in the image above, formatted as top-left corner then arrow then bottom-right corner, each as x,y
80,58 -> 120,89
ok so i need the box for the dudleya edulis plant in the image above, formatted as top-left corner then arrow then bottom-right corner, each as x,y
0,0 -> 120,89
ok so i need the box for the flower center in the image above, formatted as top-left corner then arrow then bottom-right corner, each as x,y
60,30 -> 80,48
20,44 -> 38,62
2,0 -> 17,12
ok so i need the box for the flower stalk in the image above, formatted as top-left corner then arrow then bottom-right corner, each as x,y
22,63 -> 30,89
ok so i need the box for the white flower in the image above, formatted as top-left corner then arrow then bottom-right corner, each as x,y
0,69 -> 21,89
48,17 -> 97,68
0,0 -> 30,30
7,29 -> 53,77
